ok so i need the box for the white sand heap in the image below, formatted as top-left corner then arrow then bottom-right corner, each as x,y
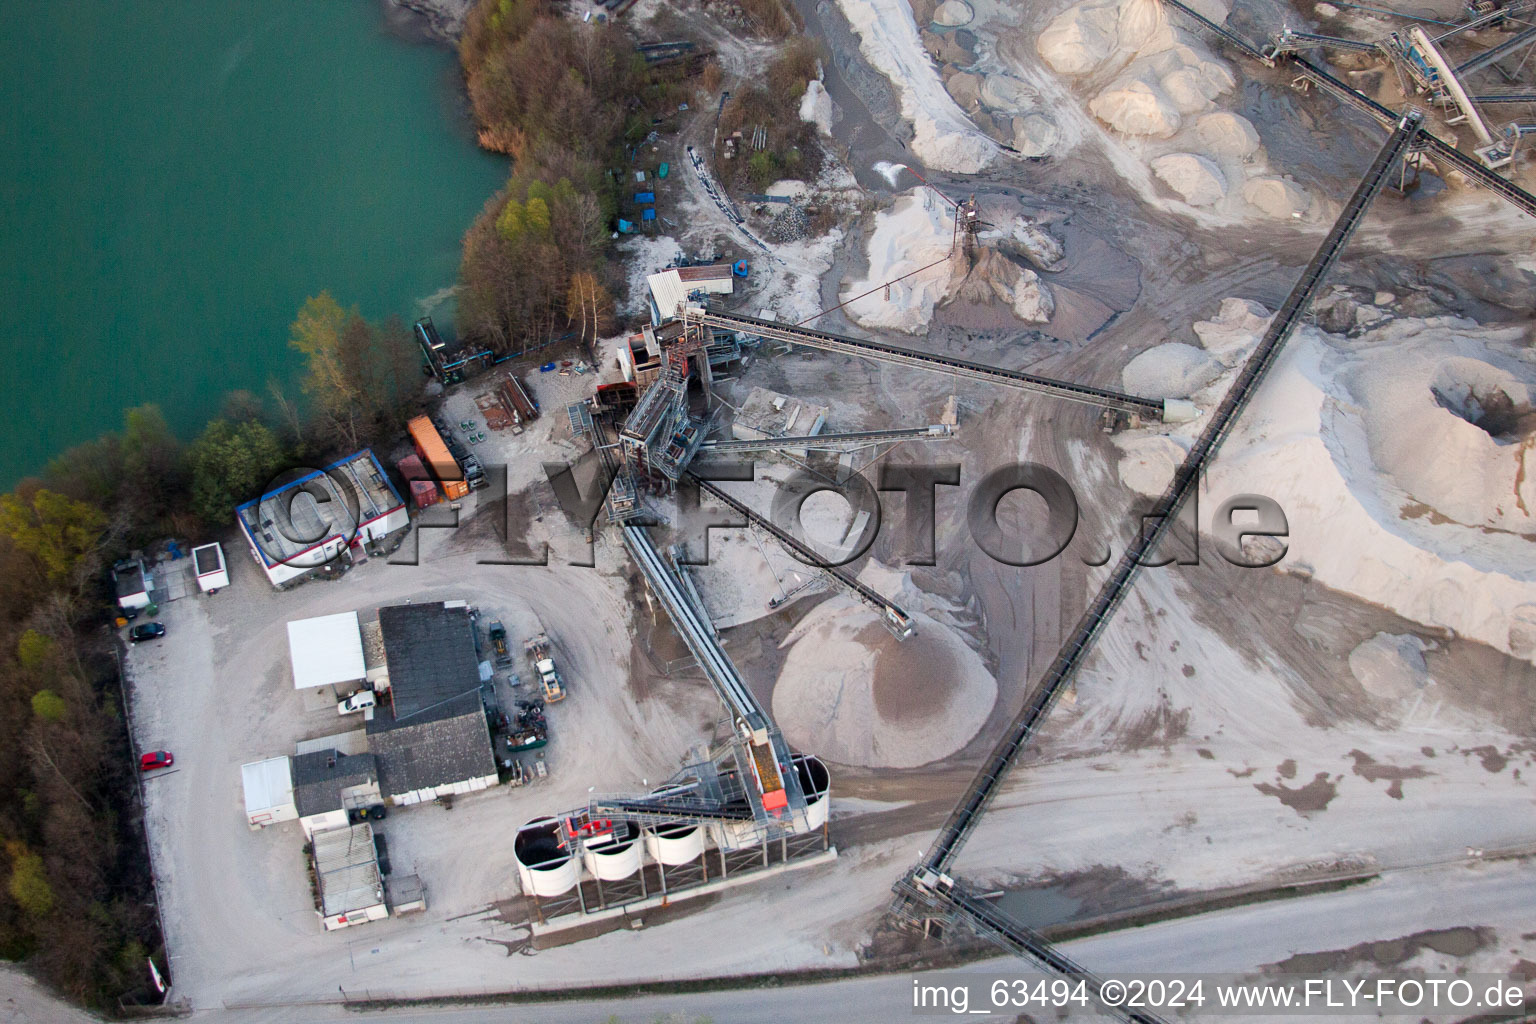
1113,433 -> 1188,497
1192,296 -> 1271,364
1038,0 -> 1121,74
981,74 -> 1036,112
837,0 -> 997,172
1195,111 -> 1261,157
1126,297 -> 1536,662
1122,342 -> 1221,398
1009,214 -> 1065,268
1013,113 -> 1061,157
932,0 -> 974,26
1348,633 -> 1429,701
773,600 -> 997,768
1090,74 -> 1184,137
799,79 -> 833,136
842,191 -> 956,333
1241,176 -> 1312,219
1151,152 -> 1227,205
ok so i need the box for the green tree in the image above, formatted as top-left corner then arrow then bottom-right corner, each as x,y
189,419 -> 288,525
16,630 -> 55,670
0,490 -> 106,586
119,405 -> 185,532
30,690 -> 67,722
6,845 -> 55,918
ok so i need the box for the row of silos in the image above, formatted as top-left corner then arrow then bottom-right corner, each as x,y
512,755 -> 830,899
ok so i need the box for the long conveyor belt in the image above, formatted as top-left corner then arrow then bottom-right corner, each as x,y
1456,25 -> 1536,74
693,309 -> 1167,419
699,424 -> 953,453
686,472 -> 917,639
920,110 -> 1424,875
1154,0 -> 1536,219
896,872 -> 1169,1024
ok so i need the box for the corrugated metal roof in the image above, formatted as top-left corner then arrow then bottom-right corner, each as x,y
313,824 -> 383,917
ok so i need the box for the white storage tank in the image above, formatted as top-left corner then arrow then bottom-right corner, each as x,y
793,754 -> 831,832
581,820 -> 643,880
513,817 -> 578,897
645,820 -> 707,865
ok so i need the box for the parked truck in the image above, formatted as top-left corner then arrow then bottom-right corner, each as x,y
523,634 -> 567,703
406,415 -> 469,500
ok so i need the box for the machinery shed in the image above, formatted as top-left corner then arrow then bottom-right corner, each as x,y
287,612 -> 367,691
312,823 -> 387,931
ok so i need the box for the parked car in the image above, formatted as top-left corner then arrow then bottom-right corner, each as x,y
338,690 -> 377,715
140,750 -> 174,771
129,622 -> 166,643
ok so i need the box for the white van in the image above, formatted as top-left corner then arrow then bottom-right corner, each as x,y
338,690 -> 377,716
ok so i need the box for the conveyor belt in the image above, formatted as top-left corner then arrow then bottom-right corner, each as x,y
623,524 -> 771,743
1271,30 -> 1381,55
896,872 -> 1169,1024
694,310 -> 1165,418
1156,0 -> 1536,219
921,111 -> 1423,874
687,472 -> 917,639
1472,91 -> 1536,103
1456,25 -> 1536,74
699,424 -> 953,453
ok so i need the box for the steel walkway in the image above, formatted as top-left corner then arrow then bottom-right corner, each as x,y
691,309 -> 1167,419
919,110 -> 1423,876
686,472 -> 917,639
699,424 -> 954,453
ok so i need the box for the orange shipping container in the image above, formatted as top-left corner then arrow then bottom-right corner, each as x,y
407,415 -> 469,500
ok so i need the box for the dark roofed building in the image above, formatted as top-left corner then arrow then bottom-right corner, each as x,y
368,602 -> 499,805
377,602 -> 482,721
291,750 -> 380,839
367,692 -> 497,804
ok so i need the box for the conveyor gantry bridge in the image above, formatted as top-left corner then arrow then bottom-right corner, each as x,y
685,308 -> 1170,421
895,111 -> 1423,992
621,524 -> 805,827
699,423 -> 955,454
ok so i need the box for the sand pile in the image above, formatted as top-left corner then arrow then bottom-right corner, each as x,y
1006,215 -> 1065,269
1348,633 -> 1429,701
982,74 -> 1036,111
1195,111 -> 1261,157
932,0 -> 973,26
1090,75 -> 1184,137
1122,342 -> 1221,398
1192,296 -> 1270,364
837,0 -> 998,172
1152,152 -> 1227,205
1038,0 -> 1120,74
1113,434 -> 1187,496
799,79 -> 833,136
773,600 -> 997,768
1013,114 -> 1061,157
1122,297 -> 1536,662
946,248 -> 1055,323
842,192 -> 956,332
1241,176 -> 1312,218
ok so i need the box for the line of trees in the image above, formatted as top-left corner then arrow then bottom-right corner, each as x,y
456,0 -> 694,356
0,294 -> 423,1008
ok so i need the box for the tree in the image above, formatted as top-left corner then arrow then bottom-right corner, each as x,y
0,489 -> 105,588
30,690 -> 67,722
118,406 -> 184,533
189,419 -> 289,526
6,845 -> 54,919
288,294 -> 423,454
17,630 -> 55,670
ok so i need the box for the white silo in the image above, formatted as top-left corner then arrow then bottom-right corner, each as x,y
645,819 -> 707,865
793,754 -> 831,832
513,816 -> 579,896
580,820 -> 644,880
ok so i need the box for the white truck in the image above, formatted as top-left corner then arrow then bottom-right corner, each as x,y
523,634 -> 567,703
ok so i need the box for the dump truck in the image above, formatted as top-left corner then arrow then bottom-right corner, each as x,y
489,620 -> 513,669
524,634 -> 567,703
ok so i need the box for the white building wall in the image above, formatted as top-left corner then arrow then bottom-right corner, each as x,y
300,809 -> 349,841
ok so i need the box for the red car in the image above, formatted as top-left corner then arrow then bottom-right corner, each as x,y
140,751 -> 174,772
